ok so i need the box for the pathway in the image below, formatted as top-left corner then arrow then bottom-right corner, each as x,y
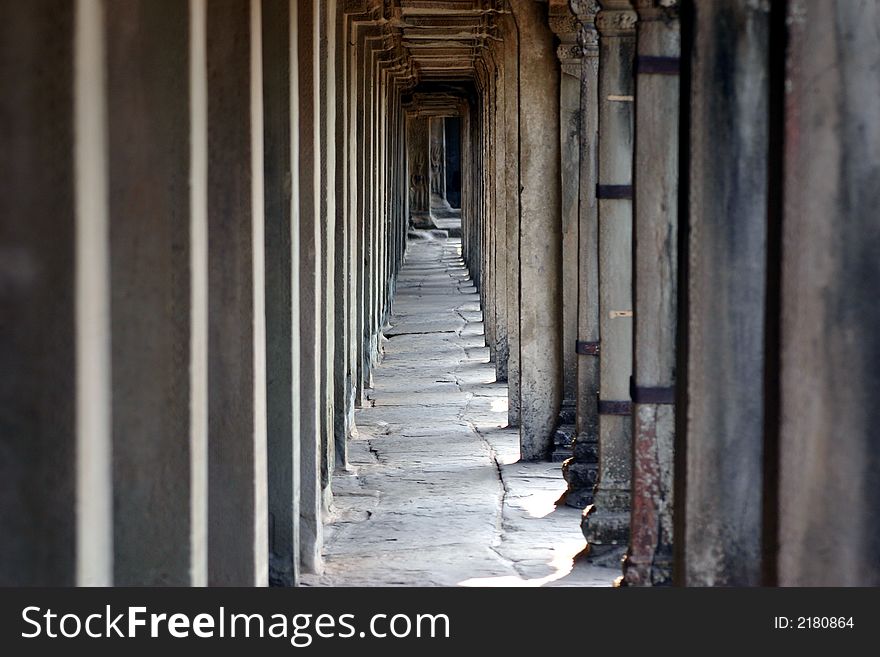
302,234 -> 617,587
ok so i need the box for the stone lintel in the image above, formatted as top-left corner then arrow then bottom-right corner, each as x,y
596,1 -> 637,37
633,0 -> 679,22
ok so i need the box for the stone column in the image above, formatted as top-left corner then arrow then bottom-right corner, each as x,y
344,9 -> 371,422
429,116 -> 451,215
318,0 -> 337,517
510,0 -> 563,461
549,1 -> 584,462
581,0 -> 636,560
563,0 -> 600,509
778,0 -> 880,586
407,113 -> 432,228
0,0 -> 112,585
460,105 -> 473,264
296,0 -> 324,575
492,55 -> 510,382
501,10 -> 522,426
364,35 -> 382,378
478,60 -> 495,355
352,22 -> 381,403
622,0 -> 679,587
332,2 -> 349,472
678,0 -> 770,586
104,0 -> 208,585
263,0 -> 300,587
206,0 -> 268,586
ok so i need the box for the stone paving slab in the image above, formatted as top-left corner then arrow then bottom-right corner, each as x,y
301,234 -> 617,588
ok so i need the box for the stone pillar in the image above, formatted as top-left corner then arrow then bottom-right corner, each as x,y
371,38 -> 384,364
429,116 -> 451,215
363,34 -> 382,380
332,2 -> 350,472
318,0 -> 337,517
492,58 -> 510,382
510,0 -> 563,461
549,1 -> 584,462
407,113 -> 432,228
462,104 -> 476,274
263,0 -> 300,587
621,0 -> 679,587
105,0 -> 207,585
563,0 -> 600,509
581,0 -> 636,560
296,0 -> 324,575
678,0 -> 770,586
206,0 -> 268,586
352,23 -> 380,404
501,10 -> 522,426
460,105 -> 472,262
778,0 -> 880,586
479,60 -> 495,356
0,0 -> 112,585
344,10 -> 370,425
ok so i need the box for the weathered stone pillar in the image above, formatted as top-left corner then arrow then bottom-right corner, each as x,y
296,0 -> 324,575
677,0 -> 770,586
0,0 -> 112,585
501,10 -> 521,426
563,0 -> 600,509
372,43 -> 385,357
510,0 -> 563,461
352,22 -> 381,404
460,105 -> 472,261
332,2 -> 350,472
407,113 -> 432,228
478,60 -> 495,356
263,0 -> 300,587
429,116 -> 451,214
318,0 -> 337,517
778,0 -> 880,586
206,0 -> 268,586
581,0 -> 636,559
484,60 -> 508,368
492,56 -> 509,382
549,1 -> 584,462
622,0 -> 679,587
105,0 -> 208,585
344,8 -> 373,424
363,34 -> 383,379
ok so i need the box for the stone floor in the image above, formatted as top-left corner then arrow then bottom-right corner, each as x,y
302,234 -> 618,587
430,208 -> 463,237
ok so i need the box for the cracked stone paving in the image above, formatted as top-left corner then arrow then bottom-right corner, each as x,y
302,234 -> 618,587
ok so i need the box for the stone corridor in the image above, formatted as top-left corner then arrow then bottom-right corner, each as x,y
303,234 -> 616,587
4,1 -> 879,589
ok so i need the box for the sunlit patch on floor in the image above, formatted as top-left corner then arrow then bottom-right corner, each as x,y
508,487 -> 559,519
458,550 -> 578,588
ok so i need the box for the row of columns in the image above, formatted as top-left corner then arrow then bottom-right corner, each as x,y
0,0 -> 409,586
2,0 -> 879,587
546,0 -> 880,585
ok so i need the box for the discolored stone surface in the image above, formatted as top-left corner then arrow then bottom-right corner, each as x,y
302,235 -> 617,587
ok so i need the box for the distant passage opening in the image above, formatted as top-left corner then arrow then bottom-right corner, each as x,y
407,96 -> 464,238
445,117 -> 461,209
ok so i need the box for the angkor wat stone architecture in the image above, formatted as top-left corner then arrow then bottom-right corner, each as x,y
1,0 -> 878,587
